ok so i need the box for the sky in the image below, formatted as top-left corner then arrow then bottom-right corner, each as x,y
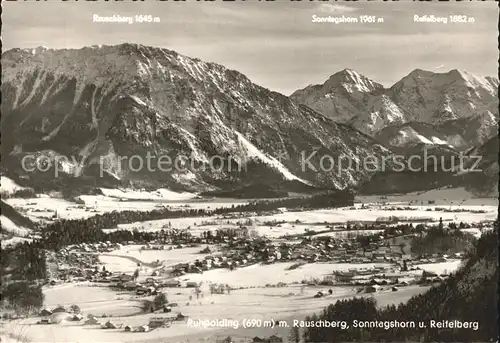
2,0 -> 498,95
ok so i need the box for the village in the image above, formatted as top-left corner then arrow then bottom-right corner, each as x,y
25,215 -> 485,338
1,186 -> 497,343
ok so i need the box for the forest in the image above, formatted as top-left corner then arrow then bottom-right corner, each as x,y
296,226 -> 498,342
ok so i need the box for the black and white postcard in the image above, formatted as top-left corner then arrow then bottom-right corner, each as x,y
1,1 -> 498,342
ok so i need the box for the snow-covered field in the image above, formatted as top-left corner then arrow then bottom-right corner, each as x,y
105,245 -> 216,265
99,188 -> 195,201
5,196 -> 96,222
412,260 -> 463,275
103,187 -> 497,236
109,201 -> 496,237
97,255 -> 141,274
43,283 -> 142,317
357,187 -> 498,207
4,186 -> 496,225
4,195 -> 250,222
177,262 -> 392,288
0,214 -> 33,248
1,236 -> 32,247
0,186 -> 494,342
0,283 -> 429,343
0,176 -> 29,195
257,206 -> 496,226
97,245 -> 218,275
0,216 -> 31,236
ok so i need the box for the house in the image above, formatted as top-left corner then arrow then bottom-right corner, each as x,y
84,317 -> 99,325
52,306 -> 66,313
175,313 -> 187,321
123,281 -> 138,290
70,314 -> 83,321
102,321 -> 118,329
49,312 -> 70,324
186,281 -> 198,288
136,325 -> 150,332
149,317 -> 171,328
136,285 -> 151,296
110,276 -> 121,283
365,285 -> 381,293
171,269 -> 185,277
252,337 -> 265,343
268,335 -> 283,343
40,309 -> 52,316
124,325 -> 132,332
370,278 -> 389,286
163,280 -> 181,287
120,274 -> 134,282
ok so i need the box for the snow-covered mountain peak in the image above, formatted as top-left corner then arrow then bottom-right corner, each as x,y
396,68 -> 497,89
293,67 -> 498,147
324,68 -> 383,94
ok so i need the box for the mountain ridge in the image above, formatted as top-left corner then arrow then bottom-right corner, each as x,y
1,43 -> 392,193
291,68 -> 498,149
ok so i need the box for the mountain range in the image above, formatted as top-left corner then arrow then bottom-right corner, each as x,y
291,68 -> 498,150
1,44 -> 498,195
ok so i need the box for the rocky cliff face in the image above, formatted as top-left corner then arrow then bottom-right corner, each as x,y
292,69 -> 498,150
1,44 -> 391,192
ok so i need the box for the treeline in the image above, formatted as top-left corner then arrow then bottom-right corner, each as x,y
299,228 -> 498,342
1,242 -> 47,314
411,226 -> 476,256
351,221 -> 477,256
1,241 -> 47,281
1,282 -> 45,316
1,200 -> 37,229
244,190 -> 354,211
201,183 -> 289,199
0,188 -> 37,199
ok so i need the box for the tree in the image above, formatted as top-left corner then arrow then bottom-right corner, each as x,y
153,293 -> 168,310
70,304 -> 81,314
133,268 -> 139,280
289,326 -> 301,343
3,283 -> 44,315
399,242 -> 406,253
